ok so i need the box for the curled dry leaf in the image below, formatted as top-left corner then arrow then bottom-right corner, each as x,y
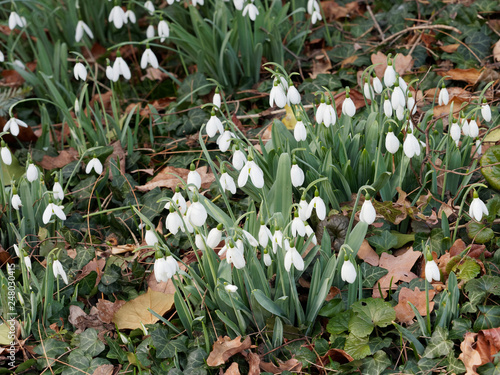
96,299 -> 126,324
68,305 -> 112,334
207,336 -> 252,367
136,165 -> 215,192
394,287 -> 435,325
309,49 -> 332,79
317,348 -> 353,366
439,68 -> 482,85
320,0 -> 362,21
39,148 -> 79,170
259,357 -> 302,374
493,39 -> 500,62
357,239 -> 379,266
223,362 -> 241,375
92,364 -> 115,375
247,352 -> 260,375
459,332 -> 483,375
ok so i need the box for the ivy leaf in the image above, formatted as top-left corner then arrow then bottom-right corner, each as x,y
474,305 -> 500,331
447,355 -> 466,374
151,327 -> 188,359
367,230 -> 398,253
457,31 -> 491,61
350,298 -> 396,337
467,222 -> 494,244
34,339 -> 68,370
361,350 -> 391,375
423,327 -> 453,358
79,328 -> 105,357
344,334 -> 371,360
457,259 -> 481,282
361,263 -> 388,288
465,276 -> 500,309
178,108 -> 207,136
449,318 -> 472,341
327,310 -> 351,335
184,348 -> 208,375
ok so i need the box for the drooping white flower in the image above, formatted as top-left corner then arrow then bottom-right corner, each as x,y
212,88 -> 221,109
4,117 -> 28,137
342,90 -> 356,117
74,62 -> 87,81
363,81 -> 373,100
476,140 -> 482,156
1,143 -> 12,165
407,92 -> 416,114
469,191 -> 488,221
385,130 -> 400,154
0,51 -> 3,62
158,19 -> 169,42
372,75 -> 383,94
109,6 -> 126,29
180,213 -> 193,233
258,223 -> 272,248
263,250 -> 272,266
86,157 -> 103,174
271,228 -> 283,254
450,120 -> 461,147
291,162 -> 304,187
481,99 -> 492,122
217,130 -> 235,152
166,209 -> 183,234
53,181 -> 64,201
24,255 -> 31,271
225,284 -> 238,293
269,80 -> 287,108
186,197 -> 208,227
316,98 -> 327,124
438,85 -> 449,106
383,96 -> 392,118
11,193 -> 22,210
232,148 -> 246,170
291,213 -> 306,237
311,10 -> 322,24
206,112 -> 224,137
294,118 -> 307,142
403,131 -> 420,158
154,255 -> 179,282
8,12 -> 26,30
287,84 -> 301,105
242,230 -> 259,247
195,233 -> 206,250
146,25 -> 155,39
306,190 -> 326,220
284,241 -> 304,272
305,224 -> 317,244
165,189 -> 187,214
27,163 -> 39,182
322,99 -> 336,127
233,0 -> 244,10
242,2 -> 259,21
192,0 -> 205,6
391,85 -> 406,110
341,259 -> 356,284
461,116 -> 470,137
396,105 -> 406,121
144,1 -> 155,15
43,202 -> 66,224
207,224 -> 223,248
187,167 -> 201,192
469,117 -> 479,138
238,159 -> 264,188
53,259 -> 68,284
220,172 -> 236,194
140,48 -> 159,69
425,259 -> 440,283
307,0 -> 320,14
359,198 -> 376,225
145,228 -> 159,246
75,20 -> 94,42
225,240 -> 246,269
125,10 -> 136,24
384,61 -> 396,87
106,61 -> 118,82
399,76 -> 408,94
113,56 -> 131,80
13,244 -> 20,257
298,197 -> 309,221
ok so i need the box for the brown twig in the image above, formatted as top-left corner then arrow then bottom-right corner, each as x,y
379,24 -> 461,45
367,4 -> 384,40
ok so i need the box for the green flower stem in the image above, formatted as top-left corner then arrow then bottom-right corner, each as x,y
452,182 -> 487,243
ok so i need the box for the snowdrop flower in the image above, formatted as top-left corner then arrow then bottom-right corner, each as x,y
27,163 -> 39,182
287,83 -> 301,105
217,129 -> 235,152
481,99 -> 492,122
305,224 -> 317,244
233,0 -> 244,10
186,195 -> 208,227
307,0 -> 320,14
53,179 -> 64,201
0,51 -> 3,62
242,230 -> 259,247
192,0 -> 205,6
450,119 -> 461,147
43,202 -> 67,224
206,111 -> 224,137
154,255 -> 179,282
53,259 -> 68,284
207,224 -> 223,248
424,254 -> 440,283
391,82 -> 406,110
140,47 -> 159,69
113,54 -> 131,80
385,128 -> 400,154
13,244 -> 20,257
242,2 -> 259,21
195,233 -> 206,250
403,131 -> 420,158
165,207 -> 183,234
213,87 -> 221,109
125,10 -> 136,23
238,158 -> 264,188
74,62 -> 87,81
263,250 -> 272,266
476,140 -> 482,156
399,77 -> 408,94
271,228 -> 283,254
469,117 -> 479,138
407,92 -> 416,114
291,161 -> 304,187
4,117 -> 28,137
75,20 -> 94,42
145,227 -> 159,246
24,254 -> 32,271
461,115 -> 470,137
11,189 -> 22,211
307,189 -> 326,220
384,58 -> 396,87
8,12 -> 26,30
165,187 -> 187,214
269,79 -> 287,108
291,212 -> 306,237
220,170 -> 236,194
146,25 -> 155,39
224,284 -> 238,293
106,60 -> 118,82
13,60 -> 25,70
396,106 -> 405,121
86,157 -> 103,174
322,98 -> 336,127
438,84 -> 449,106
294,116 -> 307,142
363,79 -> 373,100
187,164 -> 201,191
342,88 -> 356,117
469,190 -> 488,221
232,147 -> 246,170
341,258 -> 356,284
144,1 -> 155,15
372,73 -> 383,94
359,197 -> 376,225
284,240 -> 304,272
311,9 -> 322,24
258,221 -> 272,248
158,19 -> 169,42
1,141 -> 12,165
316,97 -> 327,124
298,197 -> 309,221
383,94 -> 392,118
224,240 -> 246,269
109,6 -> 126,29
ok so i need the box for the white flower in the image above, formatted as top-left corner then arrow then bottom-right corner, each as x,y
242,230 -> 259,247
12,194 -> 22,210
233,0 -> 244,11
165,190 -> 187,214
341,259 -> 356,283
53,259 -> 68,284
145,229 -> 158,246
109,6 -> 126,29
298,198 -> 309,221
305,224 -> 317,244
217,130 -> 235,152
462,117 -> 470,137
263,251 -> 272,266
391,86 -> 405,110
294,119 -> 307,142
24,256 -> 31,271
258,224 -> 272,247
53,181 -> 64,201
359,199 -> 376,224
307,0 -> 320,14
43,203 -> 66,224
287,84 -> 301,105
224,284 -> 238,293
284,242 -> 304,272
450,121 -> 461,147
438,86 -> 449,106
113,56 -> 131,80
363,81 -> 373,100
403,132 -> 420,158
469,194 -> 488,221
13,244 -> 20,257
8,12 -> 26,30
207,226 -> 223,248
238,159 -> 264,188
187,169 -> 201,191
75,20 -> 94,42
242,3 -> 259,21
322,102 -> 336,127
316,99 -> 327,124
144,1 -> 155,15
469,118 -> 479,138
125,10 -> 136,24
342,95 -> 356,117
166,210 -> 183,234
373,76 -> 383,94
399,77 -> 408,93
195,233 -> 206,250
476,140 -> 482,156
146,25 -> 155,39
192,0 -> 205,5
383,97 -> 392,118
206,113 -> 224,137
220,172 -> 236,194
180,213 -> 194,233
269,81 -> 286,108
4,117 -> 28,137
481,101 -> 492,122
0,51 -> 3,62
158,20 -> 169,42
307,193 -> 326,220
106,63 -> 118,82
407,93 -> 416,114
396,105 -> 405,121
213,90 -> 221,109
86,158 -> 103,174
291,215 -> 306,237
74,62 -> 87,81
232,149 -> 246,170
425,259 -> 440,283
384,63 -> 396,87
27,163 -> 39,182
140,48 -> 159,69
225,241 -> 246,269
271,229 -> 283,254
291,163 -> 304,187
1,145 -> 12,165
186,200 -> 208,227
385,131 -> 400,154
311,10 -> 322,24
154,256 -> 179,282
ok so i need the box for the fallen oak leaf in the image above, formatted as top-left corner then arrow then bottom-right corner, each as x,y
439,68 -> 482,85
207,336 -> 252,367
136,165 -> 215,192
96,299 -> 126,324
357,240 -> 379,266
394,287 -> 435,325
92,364 -> 115,375
247,352 -> 260,375
38,148 -> 79,170
223,363 -> 241,375
259,357 -> 302,374
459,332 -> 483,375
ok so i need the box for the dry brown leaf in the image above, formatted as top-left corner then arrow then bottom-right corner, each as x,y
371,52 -> 414,79
433,97 -> 467,120
248,352 -> 261,375
38,148 -> 79,170
459,332 -> 483,375
107,141 -> 126,179
136,165 -> 215,192
96,299 -> 126,324
309,50 -> 331,79
440,44 -> 460,53
92,364 -> 115,375
259,358 -> 302,374
207,336 -> 251,367
493,40 -> 500,62
141,67 -> 171,82
0,246 -> 13,267
341,55 -> 358,68
224,363 -> 241,375
373,248 -> 421,298
450,239 -> 466,257
357,240 -> 379,266
78,258 -> 106,285
439,68 -> 482,85
477,328 -> 500,363
68,306 -> 110,333
317,348 -> 353,366
394,287 -> 435,325
0,62 -> 36,88
320,1 -> 361,21
111,244 -> 137,255
113,288 -> 175,330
